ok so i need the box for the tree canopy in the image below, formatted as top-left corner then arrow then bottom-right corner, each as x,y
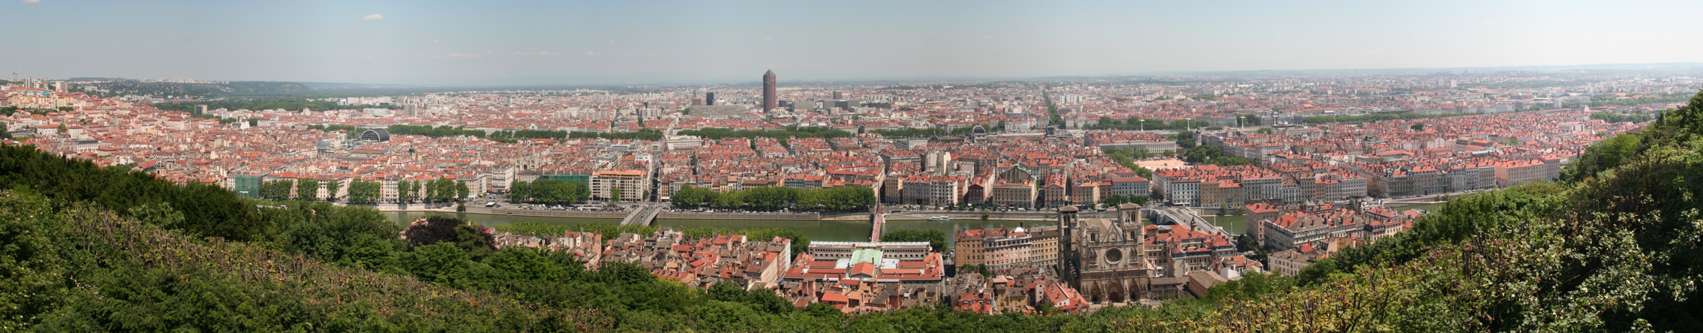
671,185 -> 874,212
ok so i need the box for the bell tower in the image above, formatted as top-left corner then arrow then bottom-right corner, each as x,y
1057,206 -> 1081,290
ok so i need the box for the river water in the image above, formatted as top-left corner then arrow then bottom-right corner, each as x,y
383,211 -> 1038,246
384,201 -> 1446,246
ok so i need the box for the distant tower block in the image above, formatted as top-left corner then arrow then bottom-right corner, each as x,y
706,92 -> 716,106
762,70 -> 777,112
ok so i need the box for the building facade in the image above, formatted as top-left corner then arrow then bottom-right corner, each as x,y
590,169 -> 648,202
762,70 -> 777,112
1058,205 -> 1154,304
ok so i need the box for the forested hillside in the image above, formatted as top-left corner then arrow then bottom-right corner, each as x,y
3,90 -> 1702,331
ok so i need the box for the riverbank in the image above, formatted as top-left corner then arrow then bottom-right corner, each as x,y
382,211 -> 1045,246
372,204 -> 836,220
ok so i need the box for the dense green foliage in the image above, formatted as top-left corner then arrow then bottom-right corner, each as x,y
419,177 -> 469,204
872,127 -> 961,138
345,180 -> 381,205
1088,117 -> 1211,131
679,127 -> 852,141
1298,111 -> 1455,124
1589,111 -> 1655,123
294,179 -> 320,201
0,145 -> 265,241
382,125 -> 662,142
568,129 -> 664,141
0,106 -> 58,117
397,180 -> 419,204
488,129 -> 566,141
1101,195 -> 1150,206
1180,145 -> 1253,166
671,185 -> 874,212
1561,131 -> 1643,182
1587,93 -> 1695,108
1101,146 -> 1155,178
510,179 -> 591,205
1290,90 -> 1703,331
258,179 -> 294,201
386,124 -> 487,138
871,123 -> 1002,138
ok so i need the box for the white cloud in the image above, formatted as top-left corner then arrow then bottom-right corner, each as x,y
361,13 -> 384,22
22,0 -> 41,5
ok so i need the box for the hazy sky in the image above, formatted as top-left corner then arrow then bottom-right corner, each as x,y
6,0 -> 1703,85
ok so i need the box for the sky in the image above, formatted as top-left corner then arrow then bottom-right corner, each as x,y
5,0 -> 1703,86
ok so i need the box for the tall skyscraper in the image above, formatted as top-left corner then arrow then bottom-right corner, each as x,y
705,92 -> 716,106
762,69 -> 777,112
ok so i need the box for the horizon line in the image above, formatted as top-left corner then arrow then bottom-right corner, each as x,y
14,61 -> 1703,90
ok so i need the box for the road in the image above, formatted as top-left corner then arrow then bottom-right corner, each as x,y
870,204 -> 885,242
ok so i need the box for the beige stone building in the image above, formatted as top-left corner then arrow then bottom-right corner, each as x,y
953,226 -> 1059,271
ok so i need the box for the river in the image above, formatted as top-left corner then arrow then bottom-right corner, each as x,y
384,201 -> 1447,245
383,211 -> 1038,246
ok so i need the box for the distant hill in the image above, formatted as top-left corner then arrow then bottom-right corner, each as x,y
70,79 -> 434,98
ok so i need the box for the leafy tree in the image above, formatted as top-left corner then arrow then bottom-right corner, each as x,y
294,179 -> 319,201
1087,116 -> 1210,131
671,185 -> 718,209
402,216 -> 494,254
385,124 -> 487,138
1102,146 -> 1155,178
1181,145 -> 1252,166
677,127 -> 852,141
345,180 -> 381,205
1102,195 -> 1149,206
0,192 -> 67,330
668,185 -> 881,212
509,179 -> 589,205
259,179 -> 294,201
566,129 -> 664,141
1588,111 -> 1654,123
397,180 -> 417,204
1562,131 -> 1642,182
456,180 -> 470,200
324,179 -> 341,202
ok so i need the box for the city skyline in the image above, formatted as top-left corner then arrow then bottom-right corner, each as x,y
8,0 -> 1703,86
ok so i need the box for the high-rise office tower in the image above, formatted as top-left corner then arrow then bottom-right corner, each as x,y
705,92 -> 716,106
762,70 -> 777,112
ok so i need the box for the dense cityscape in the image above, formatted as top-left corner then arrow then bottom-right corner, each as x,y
7,1 -> 1703,331
0,67 -> 1677,315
